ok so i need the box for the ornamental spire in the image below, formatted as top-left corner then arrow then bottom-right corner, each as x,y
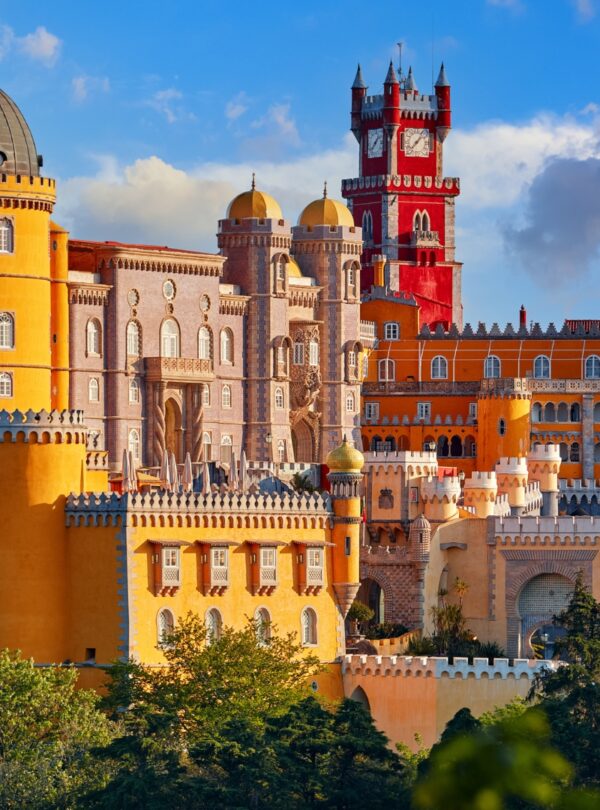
352,64 -> 366,89
323,180 -> 328,199
251,172 -> 256,190
384,60 -> 398,84
435,62 -> 449,87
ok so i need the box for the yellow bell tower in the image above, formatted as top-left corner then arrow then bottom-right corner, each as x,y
0,89 -> 69,412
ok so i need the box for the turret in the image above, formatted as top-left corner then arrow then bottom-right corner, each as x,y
409,513 -> 431,561
351,64 -> 367,142
326,438 -> 364,619
434,62 -> 451,143
463,471 -> 498,518
495,457 -> 529,514
405,66 -> 417,93
527,444 -> 561,517
420,473 -> 461,522
383,60 -> 400,126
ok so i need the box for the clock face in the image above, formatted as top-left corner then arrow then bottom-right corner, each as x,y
367,128 -> 384,158
404,128 -> 431,158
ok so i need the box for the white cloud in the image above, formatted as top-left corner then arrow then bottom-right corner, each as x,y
18,26 -> 61,66
249,102 -> 302,151
225,92 -> 249,121
572,0 -> 595,21
145,88 -> 192,124
0,25 -> 14,60
71,75 -> 110,103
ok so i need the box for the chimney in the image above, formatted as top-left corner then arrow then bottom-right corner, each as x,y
519,305 -> 527,328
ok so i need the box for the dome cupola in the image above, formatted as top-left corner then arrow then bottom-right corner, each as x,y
0,89 -> 42,176
298,182 -> 354,228
326,436 -> 364,474
226,174 -> 283,221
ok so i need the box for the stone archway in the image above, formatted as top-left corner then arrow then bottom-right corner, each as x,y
517,573 -> 573,657
165,397 -> 183,463
349,685 -> 371,712
356,577 -> 385,624
292,419 -> 314,463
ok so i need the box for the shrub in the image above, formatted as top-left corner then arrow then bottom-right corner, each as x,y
365,622 -> 409,640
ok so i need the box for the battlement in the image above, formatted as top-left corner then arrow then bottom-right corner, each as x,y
291,223 -> 362,243
341,174 -> 459,194
559,478 -> 600,493
522,482 -> 544,514
528,444 -> 561,462
495,457 -> 528,476
341,654 -> 559,679
494,514 -> 600,543
65,488 -> 333,528
417,319 -> 599,341
363,450 -> 437,464
464,471 -> 497,489
86,450 -> 109,471
0,409 -> 87,443
0,173 -> 56,199
420,474 -> 461,502
494,492 -> 511,517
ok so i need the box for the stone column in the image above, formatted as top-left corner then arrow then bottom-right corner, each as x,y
153,382 -> 166,466
192,384 -> 203,462
582,394 -> 594,481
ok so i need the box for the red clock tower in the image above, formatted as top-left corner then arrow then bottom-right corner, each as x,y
342,60 -> 462,329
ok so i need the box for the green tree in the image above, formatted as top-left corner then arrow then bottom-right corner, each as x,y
530,574 -> 600,788
0,649 -> 114,809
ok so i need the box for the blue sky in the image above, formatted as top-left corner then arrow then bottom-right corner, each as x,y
2,0 -> 600,326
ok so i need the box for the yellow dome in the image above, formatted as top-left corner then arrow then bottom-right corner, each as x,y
326,437 -> 364,473
298,189 -> 354,228
226,179 -> 283,221
287,258 -> 303,278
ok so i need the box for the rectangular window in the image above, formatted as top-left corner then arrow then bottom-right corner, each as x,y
202,385 -> 211,406
260,547 -> 277,585
383,322 -> 399,341
468,402 -> 477,419
417,401 -> 431,420
161,547 -> 181,586
348,350 -> 356,368
309,341 -> 319,366
345,537 -> 351,556
211,547 -> 229,586
365,402 -> 379,420
307,547 -> 324,586
293,342 -> 304,365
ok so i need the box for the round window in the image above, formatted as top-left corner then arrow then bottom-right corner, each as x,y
127,289 -> 139,307
163,280 -> 176,301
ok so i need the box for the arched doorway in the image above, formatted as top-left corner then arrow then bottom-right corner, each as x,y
517,573 -> 573,657
349,686 -> 371,712
356,578 -> 385,624
165,398 -> 183,462
292,420 -> 314,462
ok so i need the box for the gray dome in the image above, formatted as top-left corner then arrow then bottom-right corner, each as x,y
0,90 -> 42,176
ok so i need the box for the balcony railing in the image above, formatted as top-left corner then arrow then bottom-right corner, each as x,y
307,566 -> 324,587
259,566 -> 277,588
145,356 -> 214,382
410,229 -> 440,247
160,566 -> 181,588
210,566 -> 229,588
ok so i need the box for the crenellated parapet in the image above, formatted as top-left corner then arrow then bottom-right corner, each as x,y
464,471 -> 498,518
65,489 -> 333,529
0,408 -> 87,444
86,450 -> 109,471
494,514 -> 600,545
421,474 -> 461,521
416,319 -> 595,341
342,654 -> 559,679
364,449 -> 437,480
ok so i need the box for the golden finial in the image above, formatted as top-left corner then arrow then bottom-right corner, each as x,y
251,172 -> 256,190
323,180 -> 328,199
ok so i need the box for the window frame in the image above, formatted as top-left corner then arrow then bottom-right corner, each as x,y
417,401 -> 431,420
0,312 -> 15,349
128,428 -> 140,460
431,355 -> 448,380
0,217 -> 14,254
378,358 -> 395,382
0,371 -> 13,397
88,377 -> 100,402
126,320 -> 141,357
160,318 -> 180,359
86,319 -> 102,357
221,384 -> 232,409
533,355 -> 551,380
383,321 -> 400,341
585,355 -> 600,379
301,607 -> 317,647
484,355 -> 501,379
198,326 -> 212,360
129,377 -> 140,404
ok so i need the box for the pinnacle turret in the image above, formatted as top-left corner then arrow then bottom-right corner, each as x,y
384,60 -> 398,84
405,66 -> 417,92
435,62 -> 449,87
352,64 -> 366,89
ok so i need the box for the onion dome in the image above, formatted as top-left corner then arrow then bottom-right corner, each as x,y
226,174 -> 283,220
0,89 -> 42,176
326,436 -> 364,473
298,182 -> 354,228
411,513 -> 431,532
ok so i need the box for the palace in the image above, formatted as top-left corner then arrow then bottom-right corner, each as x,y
1,57 -> 599,750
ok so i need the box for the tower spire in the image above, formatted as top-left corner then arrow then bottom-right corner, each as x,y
405,66 -> 417,92
435,62 -> 449,87
251,172 -> 256,190
323,180 -> 328,199
352,64 -> 366,89
384,60 -> 398,84
397,41 -> 404,81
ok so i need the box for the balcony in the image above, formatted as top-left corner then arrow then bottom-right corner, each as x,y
210,565 -> 229,590
259,566 -> 277,590
145,356 -> 214,383
360,320 -> 377,348
306,565 -> 324,590
363,380 -> 480,395
410,229 -> 440,247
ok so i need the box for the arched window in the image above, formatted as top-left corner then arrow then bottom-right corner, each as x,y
557,402 -> 568,423
422,211 -> 430,232
450,435 -> 463,457
254,607 -> 272,645
484,355 -> 501,379
301,607 -> 317,646
0,218 -> 14,253
585,355 -> 600,379
88,377 -> 99,402
378,359 -> 395,382
0,312 -> 14,349
157,608 -> 174,646
275,259 -> 286,282
431,355 -> 447,379
274,387 -> 284,409
220,328 -> 234,364
277,439 -> 286,462
87,319 -> 102,356
205,608 -> 223,643
129,378 -> 140,403
594,402 -> 600,423
544,402 -> 556,422
160,319 -> 179,358
348,264 -> 356,292
222,384 -> 232,409
309,340 -> 319,366
126,321 -> 141,356
293,340 -> 304,365
532,402 -> 542,423
128,428 -> 140,460
437,435 -> 449,457
414,212 -> 422,231
559,442 -> 569,462
220,434 -> 233,464
570,402 -> 581,422
362,355 -> 369,378
202,385 -> 211,407
570,442 -> 580,462
346,391 -> 355,412
198,327 -> 211,360
0,371 -> 12,397
533,355 -> 551,379
202,432 -> 212,462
